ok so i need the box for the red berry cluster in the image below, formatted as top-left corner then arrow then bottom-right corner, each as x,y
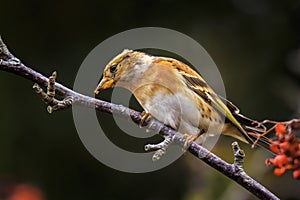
265,123 -> 300,179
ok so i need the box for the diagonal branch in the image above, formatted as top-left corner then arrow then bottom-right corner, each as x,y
0,36 -> 279,200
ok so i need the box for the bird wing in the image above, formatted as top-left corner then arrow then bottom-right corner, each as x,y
155,57 -> 254,144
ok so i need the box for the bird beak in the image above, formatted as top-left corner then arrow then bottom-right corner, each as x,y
94,77 -> 115,94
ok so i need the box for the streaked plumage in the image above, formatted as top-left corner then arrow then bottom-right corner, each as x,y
95,50 -> 269,149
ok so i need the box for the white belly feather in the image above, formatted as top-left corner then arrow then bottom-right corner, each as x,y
143,91 -> 207,135
141,90 -> 224,144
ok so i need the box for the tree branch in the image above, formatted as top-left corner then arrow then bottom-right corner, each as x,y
0,36 -> 279,200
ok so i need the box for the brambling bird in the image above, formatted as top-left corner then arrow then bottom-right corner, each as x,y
94,49 -> 270,150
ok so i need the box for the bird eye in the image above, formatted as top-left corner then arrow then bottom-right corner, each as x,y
110,65 -> 117,73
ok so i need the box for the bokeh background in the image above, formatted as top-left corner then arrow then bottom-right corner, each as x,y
1,0 -> 300,199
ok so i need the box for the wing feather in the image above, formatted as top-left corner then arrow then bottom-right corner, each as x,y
155,58 -> 254,144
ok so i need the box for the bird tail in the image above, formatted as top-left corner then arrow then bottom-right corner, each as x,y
219,95 -> 271,150
233,112 -> 271,150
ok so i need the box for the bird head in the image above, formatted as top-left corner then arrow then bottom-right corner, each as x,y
94,49 -> 152,94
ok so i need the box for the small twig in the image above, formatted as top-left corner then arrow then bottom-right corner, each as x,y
0,37 -> 279,200
32,71 -> 74,113
232,141 -> 245,170
145,136 -> 174,161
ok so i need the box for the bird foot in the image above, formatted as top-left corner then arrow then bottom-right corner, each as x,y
139,111 -> 152,128
182,130 -> 205,150
144,136 -> 174,161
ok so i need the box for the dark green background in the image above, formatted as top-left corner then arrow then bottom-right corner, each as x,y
1,0 -> 300,199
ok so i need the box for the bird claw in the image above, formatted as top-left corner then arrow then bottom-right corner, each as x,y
139,111 -> 152,128
182,130 -> 205,150
182,134 -> 197,150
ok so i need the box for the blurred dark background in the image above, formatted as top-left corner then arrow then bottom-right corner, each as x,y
1,0 -> 300,199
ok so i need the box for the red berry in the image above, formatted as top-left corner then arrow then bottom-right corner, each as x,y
273,155 -> 288,167
274,167 -> 286,176
270,142 -> 280,154
265,159 -> 272,166
279,141 -> 289,149
275,123 -> 286,135
293,169 -> 300,179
